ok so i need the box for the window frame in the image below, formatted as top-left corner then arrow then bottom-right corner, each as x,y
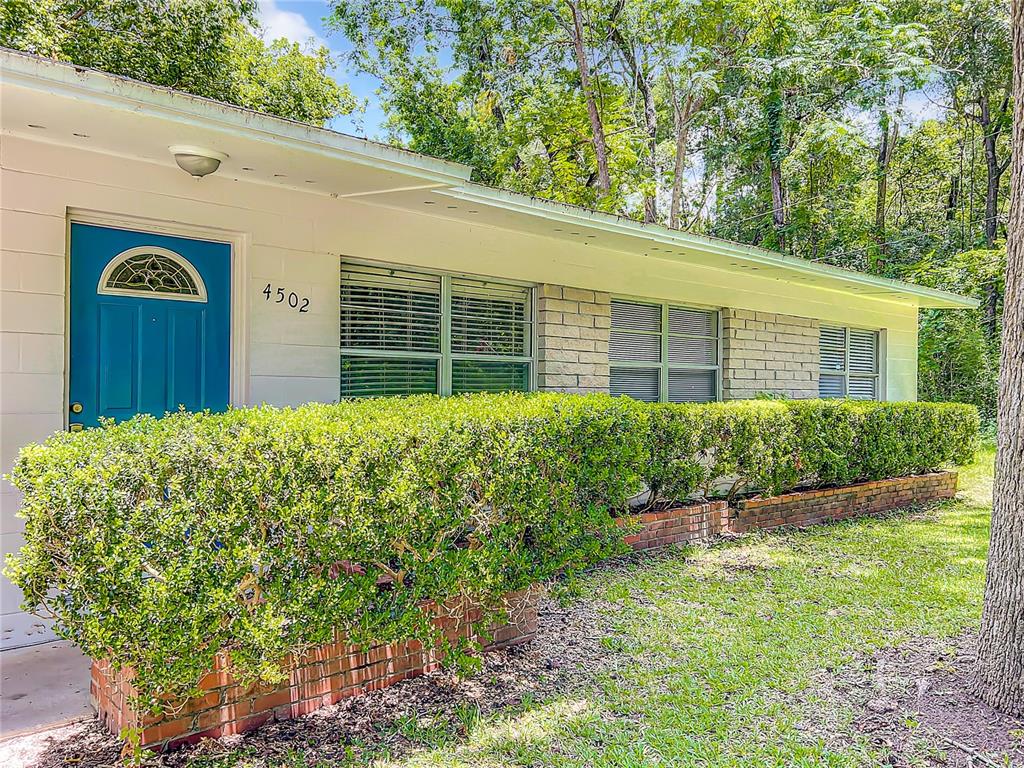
96,246 -> 208,303
818,324 -> 882,400
609,296 -> 722,403
340,258 -> 537,396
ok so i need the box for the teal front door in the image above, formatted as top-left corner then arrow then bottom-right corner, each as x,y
69,224 -> 231,429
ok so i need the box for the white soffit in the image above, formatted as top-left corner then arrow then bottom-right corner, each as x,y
0,49 -> 977,310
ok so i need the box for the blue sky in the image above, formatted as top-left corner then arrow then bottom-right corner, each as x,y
256,0 -> 388,136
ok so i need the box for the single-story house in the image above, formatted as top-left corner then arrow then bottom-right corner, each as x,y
0,49 -> 977,651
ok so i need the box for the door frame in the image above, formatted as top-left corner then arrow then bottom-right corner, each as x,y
64,209 -> 250,427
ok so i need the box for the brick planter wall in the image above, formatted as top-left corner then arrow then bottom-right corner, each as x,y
617,500 -> 730,551
730,471 -> 958,533
91,590 -> 538,751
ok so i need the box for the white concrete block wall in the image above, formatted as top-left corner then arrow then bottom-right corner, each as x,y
1,217 -> 68,648
536,285 -> 611,393
721,310 -> 821,400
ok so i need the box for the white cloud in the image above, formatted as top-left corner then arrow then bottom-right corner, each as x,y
257,0 -> 323,48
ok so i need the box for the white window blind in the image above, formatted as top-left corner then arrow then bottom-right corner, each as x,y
819,325 -> 880,400
609,299 -> 719,402
340,262 -> 533,397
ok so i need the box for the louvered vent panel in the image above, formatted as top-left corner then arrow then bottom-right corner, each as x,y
341,356 -> 438,398
341,263 -> 441,352
610,367 -> 660,402
819,326 -> 847,371
609,331 -> 661,362
611,300 -> 661,332
668,307 -> 716,337
848,329 -> 878,374
668,336 -> 717,366
452,360 -> 530,393
450,278 -> 531,357
819,373 -> 846,398
848,376 -> 877,400
668,369 -> 717,403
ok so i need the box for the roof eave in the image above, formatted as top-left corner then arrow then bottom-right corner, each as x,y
0,49 -> 474,187
440,185 -> 980,310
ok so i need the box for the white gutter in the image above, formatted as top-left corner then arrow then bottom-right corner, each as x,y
0,49 -> 474,187
440,184 -> 980,310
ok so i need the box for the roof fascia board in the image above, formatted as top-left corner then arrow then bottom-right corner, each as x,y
0,50 -> 473,187
439,185 -> 979,310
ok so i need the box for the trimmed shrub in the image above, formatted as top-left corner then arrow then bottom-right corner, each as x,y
5,393 -> 647,710
642,399 -> 979,505
787,400 -> 980,487
4,393 -> 977,714
643,401 -> 798,504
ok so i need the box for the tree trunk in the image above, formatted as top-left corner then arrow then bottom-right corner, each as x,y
978,92 -> 1010,336
566,0 -> 611,195
639,60 -> 658,223
982,95 -> 1002,249
608,6 -> 656,222
770,159 -> 786,251
766,84 -> 786,251
669,92 -> 704,230
946,174 -> 960,222
874,89 -> 903,260
974,0 -> 1024,718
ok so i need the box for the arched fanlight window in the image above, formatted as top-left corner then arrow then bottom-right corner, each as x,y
97,246 -> 207,302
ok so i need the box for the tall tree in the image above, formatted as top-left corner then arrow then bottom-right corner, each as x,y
931,0 -> 1012,335
974,0 -> 1024,717
0,0 -> 355,125
565,0 -> 612,195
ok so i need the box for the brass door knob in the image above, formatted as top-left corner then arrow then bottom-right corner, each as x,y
70,402 -> 83,414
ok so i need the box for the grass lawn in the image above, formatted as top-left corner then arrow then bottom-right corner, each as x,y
46,448 -> 998,768
374,451 -> 993,768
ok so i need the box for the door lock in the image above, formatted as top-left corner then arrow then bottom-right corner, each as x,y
70,402 -> 84,414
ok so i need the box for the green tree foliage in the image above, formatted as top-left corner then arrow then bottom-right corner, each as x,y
328,0 -> 1010,419
0,0 -> 356,125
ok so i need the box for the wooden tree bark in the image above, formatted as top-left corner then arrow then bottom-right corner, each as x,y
609,20 -> 657,223
873,87 -> 903,260
669,90 -> 704,230
566,0 -> 611,195
974,0 -> 1024,718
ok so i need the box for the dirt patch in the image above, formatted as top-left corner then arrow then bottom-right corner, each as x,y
6,593 -> 624,767
805,632 -> 1024,766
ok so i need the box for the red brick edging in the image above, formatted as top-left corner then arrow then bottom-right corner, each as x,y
617,500 -> 730,551
730,471 -> 958,533
91,590 -> 538,751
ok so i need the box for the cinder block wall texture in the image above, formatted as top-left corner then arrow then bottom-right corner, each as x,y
536,285 -> 611,393
535,292 -> 825,401
721,309 -> 820,400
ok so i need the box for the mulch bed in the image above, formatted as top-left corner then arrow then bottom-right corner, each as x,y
6,592 -> 623,768
806,632 -> 1024,766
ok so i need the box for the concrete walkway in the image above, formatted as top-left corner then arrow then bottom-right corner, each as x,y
0,641 -> 92,738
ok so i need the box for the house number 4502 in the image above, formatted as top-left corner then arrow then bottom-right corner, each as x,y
262,283 -> 310,313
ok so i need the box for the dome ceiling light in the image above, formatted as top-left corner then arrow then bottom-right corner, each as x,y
169,145 -> 228,178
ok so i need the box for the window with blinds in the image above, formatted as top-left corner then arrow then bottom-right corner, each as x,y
819,325 -> 880,400
609,299 -> 719,402
340,262 -> 533,397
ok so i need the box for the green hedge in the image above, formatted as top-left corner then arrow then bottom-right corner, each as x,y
641,399 -> 979,505
5,394 -> 977,711
5,394 -> 645,708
